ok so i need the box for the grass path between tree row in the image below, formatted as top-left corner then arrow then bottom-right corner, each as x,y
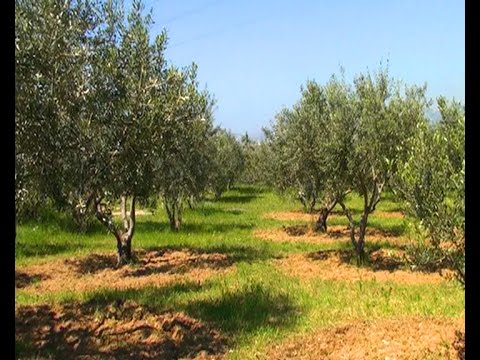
15,186 -> 464,359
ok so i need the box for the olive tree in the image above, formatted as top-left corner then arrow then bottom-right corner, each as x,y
209,129 -> 245,199
265,75 -> 353,231
15,0 -> 99,222
153,64 -> 216,231
338,68 -> 428,257
82,0 -> 166,264
237,133 -> 270,185
394,97 -> 465,285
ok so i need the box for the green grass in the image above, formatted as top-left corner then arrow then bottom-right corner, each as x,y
15,185 -> 464,358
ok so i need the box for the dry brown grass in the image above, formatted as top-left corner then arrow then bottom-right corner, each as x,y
274,250 -> 452,285
111,209 -> 153,216
254,225 -> 410,246
262,210 -> 404,222
15,248 -> 234,295
267,316 -> 464,360
16,300 -> 227,359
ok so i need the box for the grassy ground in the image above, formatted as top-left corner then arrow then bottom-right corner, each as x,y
15,186 -> 464,359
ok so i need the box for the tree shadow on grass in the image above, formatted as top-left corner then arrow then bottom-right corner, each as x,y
84,281 -> 300,337
367,221 -> 407,237
63,244 -> 274,276
307,247 -> 444,273
16,241 -> 87,259
194,207 -> 246,217
136,220 -> 255,235
15,271 -> 51,289
184,283 -> 300,334
15,286 -> 228,360
16,280 -> 299,359
233,186 -> 268,195
307,248 -> 408,272
215,195 -> 260,204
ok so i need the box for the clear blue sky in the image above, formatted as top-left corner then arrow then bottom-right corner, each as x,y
142,0 -> 464,138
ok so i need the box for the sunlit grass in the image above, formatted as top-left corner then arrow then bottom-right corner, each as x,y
15,185 -> 464,358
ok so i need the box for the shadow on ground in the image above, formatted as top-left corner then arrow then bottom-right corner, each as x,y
15,271 -> 50,288
15,297 -> 227,360
16,281 -> 299,359
185,283 -> 300,334
307,248 -> 445,273
215,195 -> 261,204
233,186 -> 268,195
194,207 -> 246,217
137,220 -> 255,235
62,245 -> 274,276
307,248 -> 406,271
16,241 -> 88,259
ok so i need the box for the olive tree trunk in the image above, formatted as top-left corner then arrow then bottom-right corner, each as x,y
94,193 -> 136,266
338,179 -> 385,259
313,199 -> 338,233
339,201 -> 369,258
165,197 -> 183,231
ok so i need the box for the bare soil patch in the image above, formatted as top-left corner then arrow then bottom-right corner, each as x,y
16,249 -> 234,294
254,225 -> 408,246
16,300 -> 227,359
267,316 -> 464,360
274,250 -> 451,284
283,224 -> 309,236
373,211 -> 405,219
263,210 -> 404,222
15,271 -> 51,289
263,211 -> 321,222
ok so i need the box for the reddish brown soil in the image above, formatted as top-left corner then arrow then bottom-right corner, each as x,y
263,210 -> 404,222
254,225 -> 409,246
267,317 -> 464,360
15,300 -> 227,359
262,212 -> 329,222
372,211 -> 405,219
16,249 -> 234,294
274,250 -> 452,284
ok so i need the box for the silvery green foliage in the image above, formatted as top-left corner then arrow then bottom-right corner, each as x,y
16,0 -> 216,242
265,75 -> 353,214
266,66 -> 428,252
238,133 -> 272,185
152,63 -> 216,230
333,67 -> 428,255
15,0 -> 100,220
394,97 -> 464,286
210,129 -> 245,199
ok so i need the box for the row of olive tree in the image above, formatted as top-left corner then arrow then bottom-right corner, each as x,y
15,0 -> 243,265
264,76 -> 353,231
265,67 -> 464,284
264,67 -> 458,259
209,129 -> 245,199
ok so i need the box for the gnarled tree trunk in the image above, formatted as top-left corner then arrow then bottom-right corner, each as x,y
313,200 -> 338,233
338,177 -> 384,259
314,207 -> 328,232
94,193 -> 136,266
339,201 -> 369,259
